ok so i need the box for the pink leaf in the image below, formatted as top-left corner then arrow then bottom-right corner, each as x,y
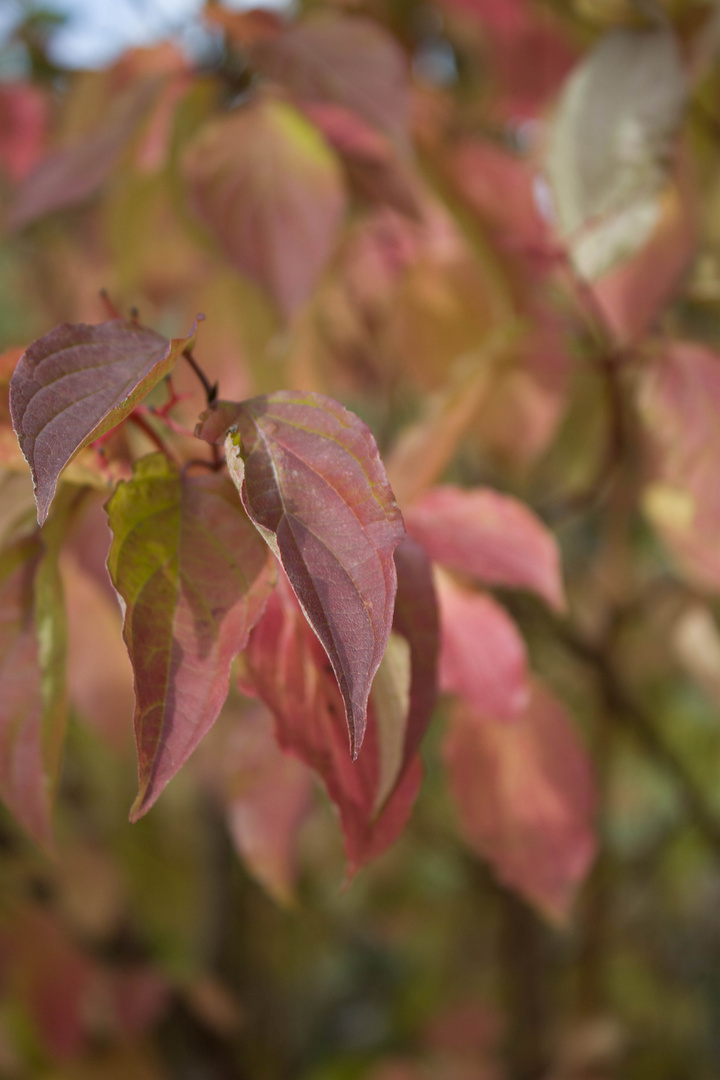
444,680 -> 597,922
183,98 -> 347,318
250,14 -> 409,142
0,83 -> 48,182
405,485 -> 565,611
105,454 -> 276,820
6,78 -> 160,231
225,390 -> 405,757
10,317 -> 199,525
436,571 -> 529,722
239,573 -> 422,875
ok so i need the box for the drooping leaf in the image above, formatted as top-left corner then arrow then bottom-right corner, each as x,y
183,98 -> 347,318
0,529 -> 67,846
390,536 -> 440,772
444,680 -> 596,921
225,390 -> 405,757
546,26 -> 686,279
436,571 -> 529,722
5,77 -> 161,231
238,572 -> 422,874
209,703 -> 313,905
105,454 -> 276,820
10,317 -> 199,524
405,485 -> 565,611
302,103 -> 421,219
250,14 -> 409,142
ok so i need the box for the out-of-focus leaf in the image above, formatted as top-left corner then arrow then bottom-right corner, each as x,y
225,390 -> 405,757
590,177 -> 694,345
205,5 -> 284,45
211,704 -> 313,905
250,14 -> 409,142
444,679 -> 596,921
639,341 -> 720,593
371,631 -> 412,813
5,78 -> 160,231
0,525 -> 67,846
183,98 -> 346,318
0,904 -> 95,1060
10,318 -> 199,524
0,83 -> 48,182
239,573 -> 422,874
106,454 -> 276,820
547,26 -> 686,279
303,103 -> 421,218
436,571 -> 529,722
391,537 -> 439,770
405,485 -> 565,611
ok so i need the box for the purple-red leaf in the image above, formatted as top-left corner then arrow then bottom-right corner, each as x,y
105,454 -> 275,820
225,390 -> 405,757
405,485 -> 565,611
6,78 -> 160,231
10,318 -> 199,525
183,98 -> 346,318
436,571 -> 529,722
250,14 -> 410,143
238,572 -> 421,874
444,680 -> 596,922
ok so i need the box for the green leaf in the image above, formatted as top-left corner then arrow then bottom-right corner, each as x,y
106,454 -> 276,820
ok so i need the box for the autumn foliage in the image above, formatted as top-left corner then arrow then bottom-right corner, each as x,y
0,0 -> 720,1076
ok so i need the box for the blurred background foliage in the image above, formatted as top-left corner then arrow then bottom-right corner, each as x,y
3,0 -> 720,1078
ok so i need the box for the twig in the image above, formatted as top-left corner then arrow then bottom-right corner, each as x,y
183,348 -> 218,406
128,412 -> 179,464
99,288 -> 121,320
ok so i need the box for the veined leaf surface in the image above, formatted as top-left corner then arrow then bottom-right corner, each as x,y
106,454 -> 276,820
225,390 -> 405,757
10,318 -> 199,524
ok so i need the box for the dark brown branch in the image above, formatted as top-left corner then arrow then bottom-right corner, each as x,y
183,348 -> 218,406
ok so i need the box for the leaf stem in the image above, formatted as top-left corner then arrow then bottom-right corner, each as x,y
183,348 -> 218,406
128,412 -> 179,464
99,288 -> 122,320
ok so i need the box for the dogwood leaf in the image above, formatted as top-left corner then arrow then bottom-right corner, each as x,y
106,454 -> 275,820
225,390 -> 405,757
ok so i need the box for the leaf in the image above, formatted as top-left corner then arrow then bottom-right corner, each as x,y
210,704 -> 313,905
444,680 -> 596,921
105,454 -> 276,820
546,26 -> 686,278
0,530 -> 67,846
302,103 -> 421,219
10,317 -> 199,525
436,571 -> 529,722
225,390 -> 405,757
0,82 -> 48,182
183,98 -> 347,318
238,572 -> 422,874
405,485 -> 565,611
250,14 -> 409,142
5,77 -> 161,231
639,342 -> 720,593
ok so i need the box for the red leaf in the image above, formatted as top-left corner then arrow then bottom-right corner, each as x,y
105,454 -> 276,820
436,571 -> 529,722
0,83 -> 48,182
303,103 -> 421,219
444,680 -> 596,921
10,317 -> 199,524
225,390 -> 405,757
239,573 -> 422,874
183,98 -> 346,318
215,705 -> 313,904
405,485 -> 565,611
251,14 -> 409,142
5,78 -> 160,231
